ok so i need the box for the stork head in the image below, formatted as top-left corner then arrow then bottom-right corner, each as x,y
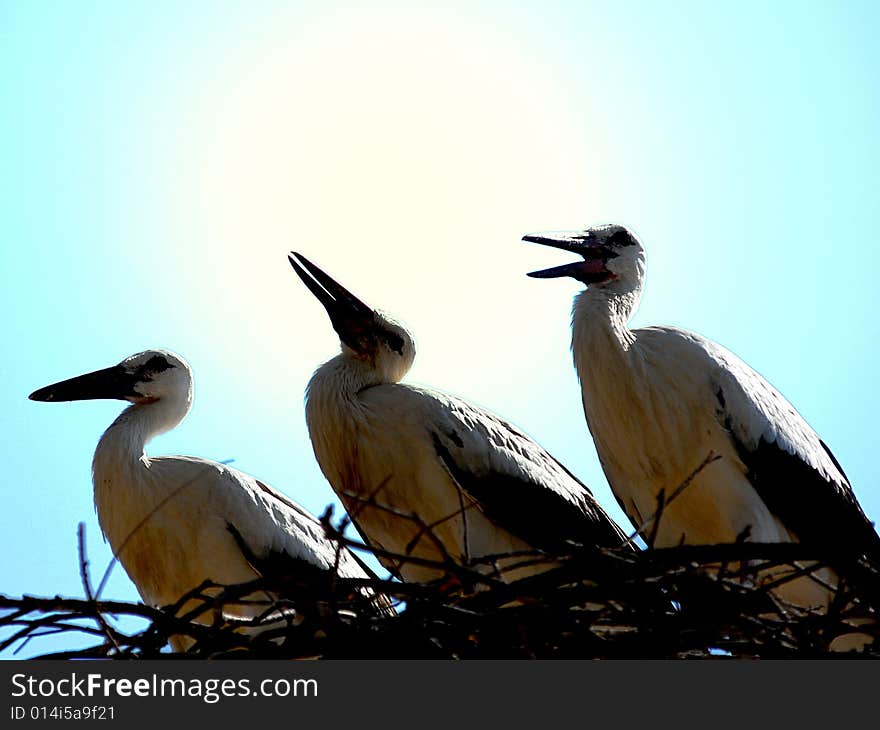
523,224 -> 646,294
29,350 -> 193,408
289,253 -> 416,384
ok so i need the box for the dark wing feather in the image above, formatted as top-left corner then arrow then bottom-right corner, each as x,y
226,522 -> 395,616
342,519 -> 403,582
724,432 -> 880,558
711,348 -> 880,560
427,393 -> 629,552
226,521 -> 338,586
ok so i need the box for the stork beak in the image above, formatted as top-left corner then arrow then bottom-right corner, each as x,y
523,231 -> 615,282
522,231 -> 597,255
29,365 -> 138,403
288,252 -> 376,352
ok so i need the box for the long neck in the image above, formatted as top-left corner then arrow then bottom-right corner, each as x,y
571,285 -> 640,387
92,396 -> 189,491
306,354 -> 380,430
305,354 -> 389,490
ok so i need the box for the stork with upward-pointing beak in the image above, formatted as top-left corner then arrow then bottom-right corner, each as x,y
29,350 -> 390,650
524,224 -> 880,620
289,253 -> 630,585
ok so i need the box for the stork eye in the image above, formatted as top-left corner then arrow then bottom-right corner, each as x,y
607,230 -> 635,247
139,355 -> 173,379
383,332 -> 405,355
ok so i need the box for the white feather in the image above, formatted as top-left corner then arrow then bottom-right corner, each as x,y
304,323 -> 627,585
544,225 -> 877,622
37,350 -> 381,634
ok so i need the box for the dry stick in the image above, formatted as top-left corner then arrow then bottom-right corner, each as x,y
342,475 -> 393,543
169,581 -> 230,625
650,541 -> 855,565
717,526 -> 754,584
320,515 -> 506,592
223,525 -> 300,630
646,490 -> 666,549
0,592 -> 169,655
622,451 -> 722,548
12,630 -> 70,657
652,544 -> 832,622
0,595 -> 163,620
321,506 -> 397,614
716,568 -> 830,653
142,582 -> 258,654
324,476 -> 393,616
6,621 -> 107,655
336,485 -> 474,583
4,504 -> 878,659
95,463 -> 216,599
327,510 -> 346,618
0,553 -> 869,659
3,617 -> 97,654
340,476 -> 463,571
758,560 -> 838,596
0,594 -> 215,658
77,523 -> 122,654
340,475 -> 409,576
466,548 -> 559,585
404,498 -> 480,556
163,573 -> 354,639
437,478 -> 583,583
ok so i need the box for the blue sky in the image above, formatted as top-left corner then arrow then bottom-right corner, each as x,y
2,1 -> 879,656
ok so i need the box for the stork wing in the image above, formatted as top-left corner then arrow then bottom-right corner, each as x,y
225,521 -> 341,583
705,340 -> 880,558
148,456 -> 376,582
365,385 -> 629,552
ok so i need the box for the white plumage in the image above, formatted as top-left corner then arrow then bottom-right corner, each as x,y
289,253 -> 629,585
525,224 -> 880,614
30,350 -> 386,647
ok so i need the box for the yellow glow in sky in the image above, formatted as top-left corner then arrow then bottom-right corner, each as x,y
162,7 -> 608,402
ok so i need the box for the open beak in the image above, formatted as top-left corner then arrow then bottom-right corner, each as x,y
523,230 -> 615,283
288,252 -> 376,352
29,365 -> 138,403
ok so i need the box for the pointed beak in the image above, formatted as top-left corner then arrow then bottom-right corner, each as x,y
522,231 -> 597,255
29,365 -> 138,403
288,252 -> 376,351
523,230 -> 615,282
525,261 -> 596,279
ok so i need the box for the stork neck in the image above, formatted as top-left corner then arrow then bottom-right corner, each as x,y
576,286 -> 639,339
305,354 -> 383,490
572,287 -> 639,365
93,396 -> 189,476
321,352 -> 393,395
306,354 -> 382,419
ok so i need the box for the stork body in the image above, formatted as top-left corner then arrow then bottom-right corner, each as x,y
526,225 -> 880,613
290,254 -> 629,585
30,350 -> 386,647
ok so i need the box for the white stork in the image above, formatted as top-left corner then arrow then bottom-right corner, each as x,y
29,349 -> 389,649
288,253 -> 630,586
524,224 -> 880,621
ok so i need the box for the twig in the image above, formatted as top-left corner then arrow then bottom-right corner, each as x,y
623,451 -> 722,547
77,523 -> 122,654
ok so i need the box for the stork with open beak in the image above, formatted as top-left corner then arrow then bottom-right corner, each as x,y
289,253 -> 630,586
524,224 -> 880,628
29,350 -> 391,650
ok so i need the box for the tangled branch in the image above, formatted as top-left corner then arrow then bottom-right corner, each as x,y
2,520 -> 878,659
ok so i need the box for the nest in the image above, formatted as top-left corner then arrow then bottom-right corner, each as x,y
2,515 -> 878,659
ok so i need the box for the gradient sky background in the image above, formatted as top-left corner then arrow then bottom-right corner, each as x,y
2,1 -> 878,657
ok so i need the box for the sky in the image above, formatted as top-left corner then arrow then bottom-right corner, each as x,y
2,1 -> 879,657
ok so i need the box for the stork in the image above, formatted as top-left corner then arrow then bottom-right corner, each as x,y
288,253 -> 630,586
29,349 -> 390,650
524,224 -> 880,625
